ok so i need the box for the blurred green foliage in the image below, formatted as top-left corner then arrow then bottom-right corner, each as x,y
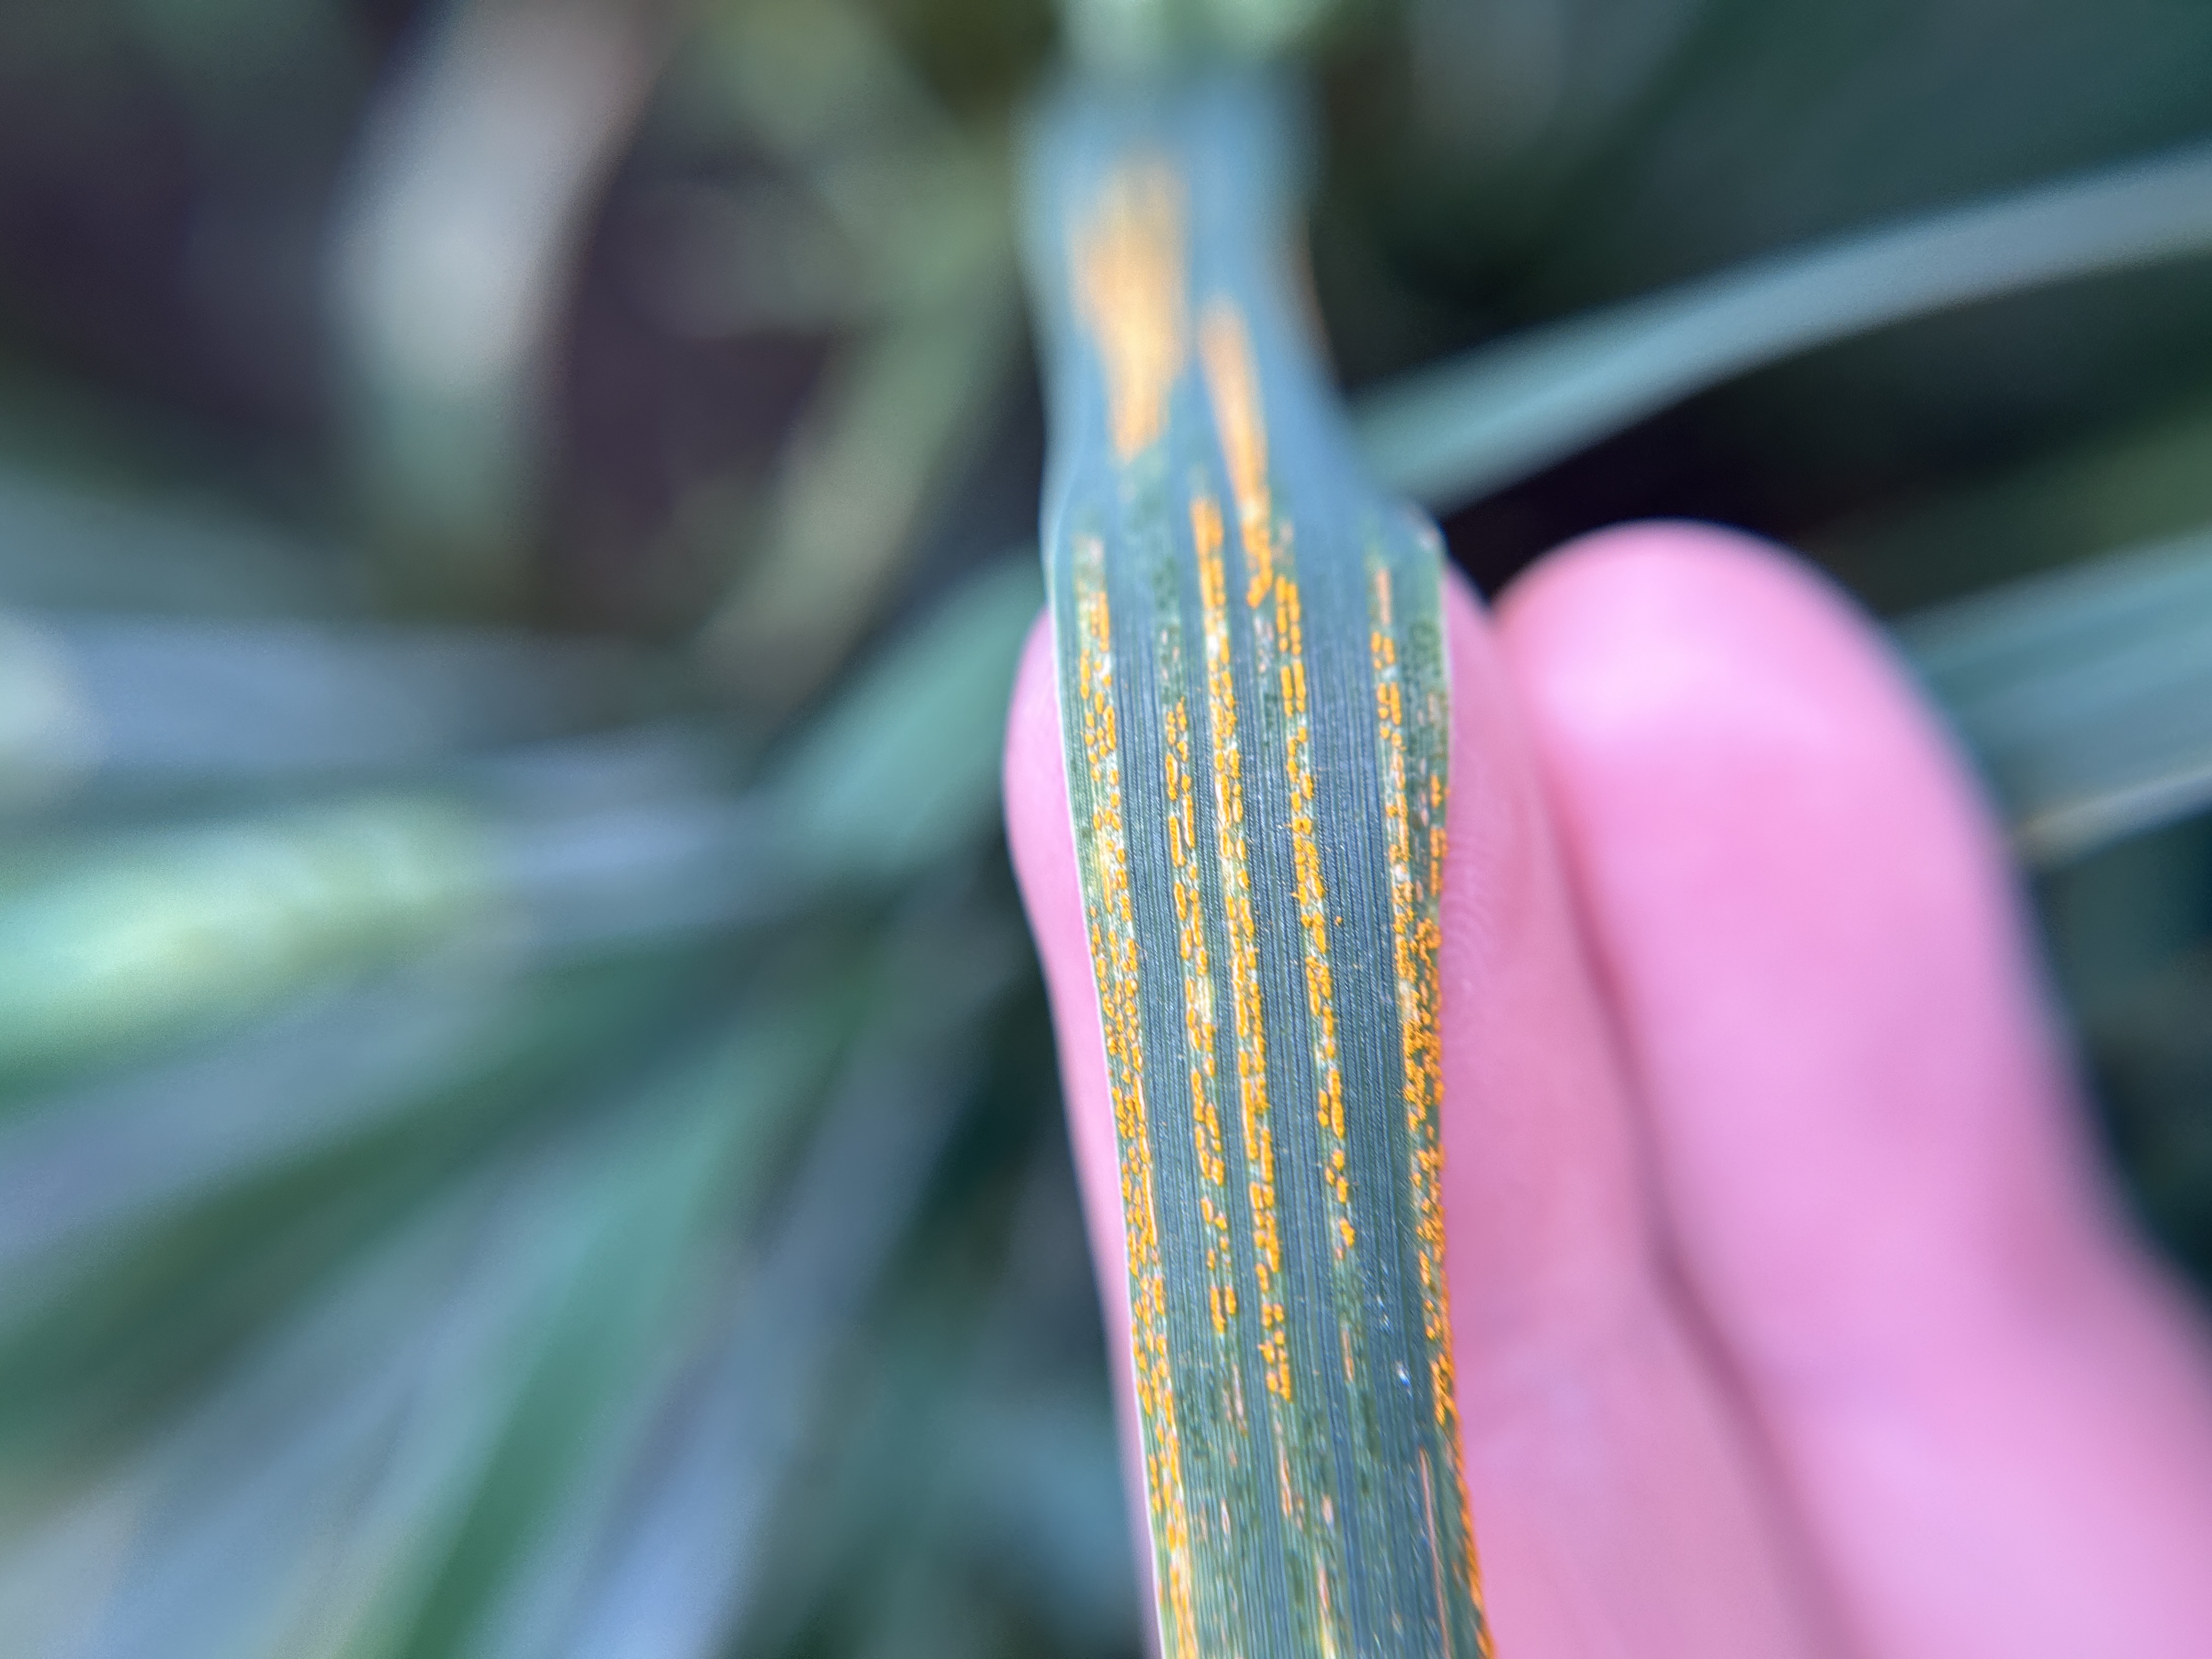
0,0 -> 2207,1654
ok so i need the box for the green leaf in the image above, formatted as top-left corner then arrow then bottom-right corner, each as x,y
767,555 -> 1045,886
0,799 -> 501,1086
1899,524 -> 2212,866
0,469 -> 355,620
1025,77 -> 1489,1657
1354,138 -> 2212,512
0,972 -> 513,1272
0,953 -> 707,1473
363,996 -> 846,1659
0,609 -> 644,800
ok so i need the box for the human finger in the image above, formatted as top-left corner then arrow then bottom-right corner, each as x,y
1497,522 -> 2212,1659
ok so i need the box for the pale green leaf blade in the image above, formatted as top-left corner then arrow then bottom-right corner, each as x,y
1900,524 -> 2212,866
1356,139 -> 2212,512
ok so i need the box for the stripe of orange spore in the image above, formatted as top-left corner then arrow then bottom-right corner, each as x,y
1072,161 -> 1187,461
1163,693 -> 1235,1343
1370,562 -> 1487,1630
1198,302 -> 1273,605
1190,492 -> 1291,1407
1071,544 -> 1199,1657
1198,300 -> 1357,1291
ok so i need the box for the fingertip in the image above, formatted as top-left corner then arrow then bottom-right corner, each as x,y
1002,607 -> 1152,1582
1436,560 -> 1835,1656
1496,519 -> 2091,1358
1002,611 -> 1068,912
1497,520 -> 1976,837
1002,607 -> 1130,1304
1498,520 -> 2212,1657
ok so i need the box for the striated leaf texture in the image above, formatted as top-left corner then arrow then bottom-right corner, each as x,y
1021,75 -> 1492,1658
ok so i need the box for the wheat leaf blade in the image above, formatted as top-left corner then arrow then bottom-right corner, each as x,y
1023,76 -> 1490,1658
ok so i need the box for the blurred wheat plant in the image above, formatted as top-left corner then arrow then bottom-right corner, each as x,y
0,0 -> 2210,1656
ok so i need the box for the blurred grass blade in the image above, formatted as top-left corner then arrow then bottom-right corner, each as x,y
527,1006 -> 992,1658
332,0 -> 669,610
0,544 -> 1047,1076
710,989 -> 1124,1659
1900,524 -> 2212,866
75,990 -> 850,1659
0,972 -> 511,1271
449,907 -> 1019,1659
1,611 -> 644,801
1059,0 -> 1344,71
355,996 -> 847,1659
0,954 -> 709,1477
698,296 -> 1016,708
499,786 -> 778,954
1026,77 -> 1490,1657
765,555 -> 1043,884
1355,138 -> 2212,512
62,1177 -> 527,1659
1813,392 -> 2212,614
0,799 -> 500,1084
0,611 -> 98,812
0,470 -> 356,619
691,0 -> 1018,707
508,555 -> 1046,949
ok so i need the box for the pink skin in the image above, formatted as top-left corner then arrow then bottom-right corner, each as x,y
1003,521 -> 2212,1658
